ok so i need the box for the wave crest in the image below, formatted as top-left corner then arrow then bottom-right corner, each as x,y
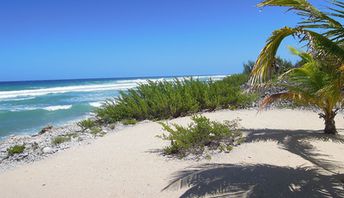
3,105 -> 73,112
0,83 -> 137,100
0,75 -> 227,100
89,102 -> 103,108
43,105 -> 73,111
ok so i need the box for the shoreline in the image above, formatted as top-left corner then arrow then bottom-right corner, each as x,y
0,113 -> 136,172
0,113 -> 92,141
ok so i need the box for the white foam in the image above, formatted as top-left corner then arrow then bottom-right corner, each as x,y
89,102 -> 103,107
116,79 -> 151,84
5,105 -> 73,112
8,107 -> 38,112
43,105 -> 73,111
1,97 -> 36,102
0,75 -> 227,100
0,83 -> 138,100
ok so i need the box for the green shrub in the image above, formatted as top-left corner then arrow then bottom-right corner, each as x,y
78,119 -> 97,131
77,118 -> 104,136
158,115 -> 243,157
122,119 -> 138,125
96,74 -> 257,123
7,145 -> 25,156
52,136 -> 70,145
90,126 -> 104,136
65,133 -> 79,139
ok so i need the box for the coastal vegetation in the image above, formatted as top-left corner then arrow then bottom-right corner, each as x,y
90,126 -> 104,136
121,119 -> 138,125
52,135 -> 71,145
78,119 -> 97,131
77,119 -> 104,136
7,144 -> 25,156
251,0 -> 344,134
96,74 -> 257,124
158,115 -> 243,158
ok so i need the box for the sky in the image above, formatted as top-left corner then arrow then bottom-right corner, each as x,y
0,0 -> 315,81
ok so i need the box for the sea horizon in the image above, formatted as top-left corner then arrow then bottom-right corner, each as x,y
0,73 -> 228,84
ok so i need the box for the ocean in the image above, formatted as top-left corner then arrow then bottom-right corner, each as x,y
0,75 -> 225,138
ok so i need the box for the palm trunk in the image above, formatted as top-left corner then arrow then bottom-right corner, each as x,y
324,116 -> 337,134
320,110 -> 338,135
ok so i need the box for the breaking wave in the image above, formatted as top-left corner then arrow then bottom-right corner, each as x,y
0,75 -> 227,100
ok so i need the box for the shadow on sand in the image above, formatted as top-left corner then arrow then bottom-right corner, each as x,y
163,129 -> 344,197
164,163 -> 344,197
243,129 -> 344,173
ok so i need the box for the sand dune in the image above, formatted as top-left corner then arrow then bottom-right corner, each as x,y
1,109 -> 344,197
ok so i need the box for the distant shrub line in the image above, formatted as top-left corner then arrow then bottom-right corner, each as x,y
96,74 -> 257,123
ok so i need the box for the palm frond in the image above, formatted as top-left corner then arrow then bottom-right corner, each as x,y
250,27 -> 344,84
328,1 -> 344,18
306,30 -> 344,60
258,0 -> 343,40
287,46 -> 312,61
339,63 -> 344,71
260,49 -> 343,112
250,27 -> 297,84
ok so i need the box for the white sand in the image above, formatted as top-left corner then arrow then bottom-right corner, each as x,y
1,109 -> 344,197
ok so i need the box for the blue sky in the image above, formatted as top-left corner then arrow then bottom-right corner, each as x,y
0,0 -> 310,81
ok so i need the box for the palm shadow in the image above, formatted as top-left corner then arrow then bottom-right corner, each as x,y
243,129 -> 344,173
164,163 -> 344,198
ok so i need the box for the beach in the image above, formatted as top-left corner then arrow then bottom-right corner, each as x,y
2,0 -> 343,197
0,109 -> 343,197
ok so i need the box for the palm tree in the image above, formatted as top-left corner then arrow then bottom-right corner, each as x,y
251,0 -> 344,84
250,0 -> 344,134
261,48 -> 342,134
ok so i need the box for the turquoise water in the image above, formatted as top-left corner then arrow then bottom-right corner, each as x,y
0,75 -> 225,138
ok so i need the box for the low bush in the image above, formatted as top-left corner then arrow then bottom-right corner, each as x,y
77,118 -> 105,136
90,126 -> 104,136
65,133 -> 79,139
158,115 -> 243,157
122,119 -> 138,125
78,119 -> 97,131
96,74 -> 257,123
7,145 -> 25,156
52,135 -> 70,145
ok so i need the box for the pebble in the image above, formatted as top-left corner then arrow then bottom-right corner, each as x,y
42,147 -> 54,154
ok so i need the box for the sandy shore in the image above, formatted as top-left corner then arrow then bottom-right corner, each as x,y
1,109 -> 344,197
